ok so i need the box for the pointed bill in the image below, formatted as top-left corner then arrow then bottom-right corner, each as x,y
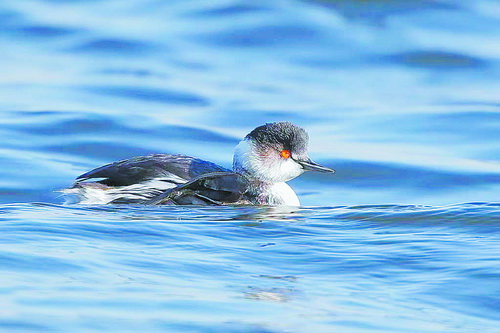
297,159 -> 335,173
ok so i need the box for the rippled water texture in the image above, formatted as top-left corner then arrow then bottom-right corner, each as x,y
1,203 -> 499,332
0,0 -> 499,332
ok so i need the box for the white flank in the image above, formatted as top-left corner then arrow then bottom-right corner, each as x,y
63,176 -> 187,205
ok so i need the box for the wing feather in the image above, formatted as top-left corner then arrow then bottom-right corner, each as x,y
146,172 -> 249,205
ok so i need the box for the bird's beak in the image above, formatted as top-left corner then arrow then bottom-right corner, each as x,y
296,158 -> 335,173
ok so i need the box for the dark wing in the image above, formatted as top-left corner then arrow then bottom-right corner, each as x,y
75,154 -> 230,186
146,172 -> 249,205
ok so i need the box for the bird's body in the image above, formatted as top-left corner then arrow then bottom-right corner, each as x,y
64,122 -> 334,206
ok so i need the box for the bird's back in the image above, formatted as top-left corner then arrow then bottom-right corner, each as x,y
64,154 -> 231,204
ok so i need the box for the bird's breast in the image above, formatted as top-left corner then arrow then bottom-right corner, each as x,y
257,182 -> 300,206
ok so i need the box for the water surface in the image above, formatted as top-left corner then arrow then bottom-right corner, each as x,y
1,203 -> 499,332
0,0 -> 499,332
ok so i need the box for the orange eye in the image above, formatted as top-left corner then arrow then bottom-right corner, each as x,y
280,149 -> 291,159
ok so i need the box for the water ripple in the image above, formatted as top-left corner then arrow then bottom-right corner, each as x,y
0,203 -> 498,331
16,24 -> 81,39
0,0 -> 499,331
70,38 -> 156,55
84,85 -> 209,106
388,50 -> 487,70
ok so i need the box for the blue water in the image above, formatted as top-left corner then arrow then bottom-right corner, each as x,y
0,0 -> 499,332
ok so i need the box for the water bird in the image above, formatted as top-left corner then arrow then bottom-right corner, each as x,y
64,121 -> 335,206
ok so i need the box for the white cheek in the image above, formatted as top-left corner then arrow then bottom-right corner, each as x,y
263,158 -> 303,183
233,139 -> 257,173
233,139 -> 304,183
278,158 -> 303,182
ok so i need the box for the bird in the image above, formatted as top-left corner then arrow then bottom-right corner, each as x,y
63,121 -> 335,206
